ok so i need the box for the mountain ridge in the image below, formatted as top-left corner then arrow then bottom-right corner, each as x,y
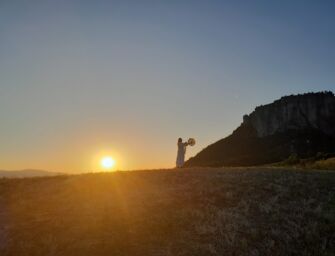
185,91 -> 335,167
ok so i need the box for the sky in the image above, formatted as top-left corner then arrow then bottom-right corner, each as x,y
1,0 -> 335,172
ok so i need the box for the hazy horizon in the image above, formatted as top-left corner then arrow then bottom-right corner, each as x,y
1,0 -> 335,172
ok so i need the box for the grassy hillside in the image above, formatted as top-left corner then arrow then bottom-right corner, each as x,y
309,157 -> 335,170
276,155 -> 335,171
0,169 -> 62,178
185,125 -> 335,167
0,168 -> 334,255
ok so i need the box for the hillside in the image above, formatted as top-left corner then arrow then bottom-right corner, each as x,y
0,168 -> 334,255
0,169 -> 62,178
186,92 -> 335,167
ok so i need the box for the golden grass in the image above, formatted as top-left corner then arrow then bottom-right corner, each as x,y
310,157 -> 335,170
0,167 -> 334,255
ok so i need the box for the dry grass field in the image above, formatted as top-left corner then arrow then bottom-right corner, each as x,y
311,157 -> 335,170
0,167 -> 334,256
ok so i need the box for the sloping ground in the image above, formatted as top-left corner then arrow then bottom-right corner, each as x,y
0,168 -> 334,256
0,169 -> 62,178
312,157 -> 335,170
185,124 -> 335,167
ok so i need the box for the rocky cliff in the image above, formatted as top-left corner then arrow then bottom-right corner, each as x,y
185,92 -> 335,167
244,92 -> 335,138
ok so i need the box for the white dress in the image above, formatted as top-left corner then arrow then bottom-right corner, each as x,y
176,142 -> 188,168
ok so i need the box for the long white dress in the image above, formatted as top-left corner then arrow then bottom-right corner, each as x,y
176,142 -> 188,168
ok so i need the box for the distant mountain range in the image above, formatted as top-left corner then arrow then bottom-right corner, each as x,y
0,169 -> 63,178
185,91 -> 335,167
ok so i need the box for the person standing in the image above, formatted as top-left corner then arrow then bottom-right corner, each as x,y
176,138 -> 189,168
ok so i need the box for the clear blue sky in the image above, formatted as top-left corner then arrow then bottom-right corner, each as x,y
1,0 -> 334,172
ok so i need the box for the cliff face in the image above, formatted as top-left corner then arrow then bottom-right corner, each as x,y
244,92 -> 335,138
185,92 -> 335,167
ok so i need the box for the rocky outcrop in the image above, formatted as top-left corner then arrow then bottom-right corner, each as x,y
185,92 -> 335,167
244,92 -> 335,137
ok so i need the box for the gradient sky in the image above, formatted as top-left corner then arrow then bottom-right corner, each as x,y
1,0 -> 335,172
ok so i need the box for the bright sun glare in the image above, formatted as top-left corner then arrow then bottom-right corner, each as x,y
101,156 -> 116,170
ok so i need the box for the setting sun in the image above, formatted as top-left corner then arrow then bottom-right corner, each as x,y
101,156 -> 115,170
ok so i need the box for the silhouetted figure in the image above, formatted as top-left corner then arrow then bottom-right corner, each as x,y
176,138 -> 189,168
